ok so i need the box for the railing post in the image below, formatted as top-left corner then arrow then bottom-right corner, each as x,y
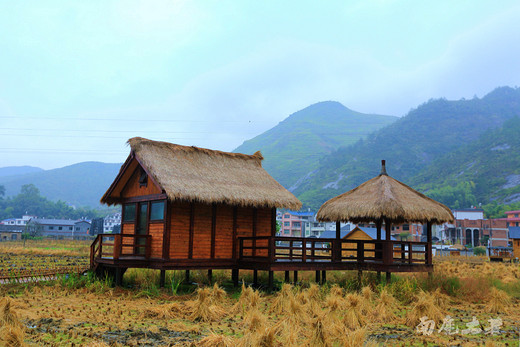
113,234 -> 120,260
408,241 -> 412,264
269,237 -> 275,263
99,235 -> 103,259
302,238 -> 307,262
383,241 -> 393,265
357,241 -> 364,263
145,236 -> 151,259
401,243 -> 405,262
332,239 -> 341,262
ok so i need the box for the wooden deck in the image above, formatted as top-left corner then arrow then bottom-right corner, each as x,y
91,234 -> 432,273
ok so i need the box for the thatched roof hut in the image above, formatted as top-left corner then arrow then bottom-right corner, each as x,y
101,137 -> 302,210
317,161 -> 454,225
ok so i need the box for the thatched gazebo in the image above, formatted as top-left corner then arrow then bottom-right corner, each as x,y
317,160 -> 454,281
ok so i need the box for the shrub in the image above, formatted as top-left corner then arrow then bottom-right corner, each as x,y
474,246 -> 486,256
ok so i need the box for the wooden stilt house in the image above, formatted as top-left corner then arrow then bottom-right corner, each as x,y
91,137 -> 301,285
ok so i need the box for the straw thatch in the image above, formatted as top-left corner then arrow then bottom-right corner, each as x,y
101,137 -> 301,209
316,162 -> 454,224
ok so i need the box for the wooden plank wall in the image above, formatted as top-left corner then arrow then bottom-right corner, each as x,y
149,223 -> 164,258
170,201 -> 190,259
192,204 -> 212,259
167,201 -> 273,260
215,205 -> 234,259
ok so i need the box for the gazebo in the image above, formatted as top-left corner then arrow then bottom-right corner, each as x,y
317,160 -> 454,281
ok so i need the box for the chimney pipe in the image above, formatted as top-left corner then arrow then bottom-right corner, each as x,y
380,160 -> 388,176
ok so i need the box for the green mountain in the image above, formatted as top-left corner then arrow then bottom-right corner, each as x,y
294,87 -> 520,210
0,162 -> 121,208
233,101 -> 397,188
0,166 -> 43,178
410,116 -> 520,207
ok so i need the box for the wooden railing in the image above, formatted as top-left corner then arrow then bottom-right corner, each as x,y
90,233 -> 151,264
238,236 -> 430,266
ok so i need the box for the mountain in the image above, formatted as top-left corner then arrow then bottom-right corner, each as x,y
0,166 -> 43,178
0,161 -> 121,208
410,116 -> 520,207
233,101 -> 397,188
294,87 -> 520,210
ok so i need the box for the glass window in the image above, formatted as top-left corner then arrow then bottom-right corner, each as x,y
69,227 -> 73,231
284,222 -> 290,226
150,201 -> 165,221
59,227 -> 63,230
403,224 -> 410,231
123,204 -> 136,222
49,226 -> 54,230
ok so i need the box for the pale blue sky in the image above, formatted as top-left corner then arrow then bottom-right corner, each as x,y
1,1 -> 519,169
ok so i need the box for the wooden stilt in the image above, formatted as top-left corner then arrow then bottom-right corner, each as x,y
115,268 -> 123,287
386,272 -> 391,283
321,270 -> 326,284
285,271 -> 290,282
253,270 -> 258,285
377,271 -> 381,282
207,269 -> 213,284
316,270 -> 321,283
268,271 -> 274,292
159,270 -> 166,288
232,269 -> 239,287
358,270 -> 362,283
293,271 -> 298,284
185,270 -> 190,284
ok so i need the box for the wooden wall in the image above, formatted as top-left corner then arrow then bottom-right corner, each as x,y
168,201 -> 273,260
149,223 -> 164,258
121,166 -> 162,198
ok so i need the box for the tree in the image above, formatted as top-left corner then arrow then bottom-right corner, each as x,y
22,221 -> 43,246
398,232 -> 410,241
0,185 -> 5,197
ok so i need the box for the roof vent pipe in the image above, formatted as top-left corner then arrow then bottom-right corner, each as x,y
380,160 -> 388,176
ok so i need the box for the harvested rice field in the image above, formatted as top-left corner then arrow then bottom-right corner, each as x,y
1,259 -> 520,346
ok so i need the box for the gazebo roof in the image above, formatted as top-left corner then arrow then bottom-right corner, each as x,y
316,161 -> 454,225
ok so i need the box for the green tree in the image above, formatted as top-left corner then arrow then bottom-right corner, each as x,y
0,184 -> 5,197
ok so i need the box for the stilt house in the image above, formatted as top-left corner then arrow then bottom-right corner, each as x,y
91,137 -> 301,284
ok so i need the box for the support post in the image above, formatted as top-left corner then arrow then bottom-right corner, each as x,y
115,268 -> 123,287
321,270 -> 326,284
386,271 -> 391,283
357,270 -> 362,284
232,269 -> 239,287
315,270 -> 321,283
426,222 -> 433,265
285,271 -> 290,283
185,270 -> 190,284
208,269 -> 213,284
293,271 -> 298,284
268,271 -> 274,292
384,219 -> 392,282
159,270 -> 166,288
334,221 -> 342,262
253,270 -> 258,286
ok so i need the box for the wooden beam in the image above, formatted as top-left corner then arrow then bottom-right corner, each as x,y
321,270 -> 326,284
208,269 -> 213,284
162,200 -> 171,260
211,203 -> 217,259
426,222 -> 432,265
252,208 -> 257,257
336,221 -> 341,239
188,203 -> 194,259
232,206 -> 238,259
271,208 -> 277,237
159,270 -> 166,288
232,269 -> 239,287
316,270 -> 321,283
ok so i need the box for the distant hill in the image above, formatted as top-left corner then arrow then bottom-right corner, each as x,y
294,87 -> 520,210
0,166 -> 43,178
0,162 -> 122,208
410,116 -> 520,206
233,101 -> 397,188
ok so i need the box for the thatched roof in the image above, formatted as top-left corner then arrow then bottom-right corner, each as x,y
317,161 -> 454,225
101,137 -> 302,210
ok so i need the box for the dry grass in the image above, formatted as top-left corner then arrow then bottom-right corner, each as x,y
486,287 -> 511,314
0,297 -> 25,347
198,332 -> 236,347
232,283 -> 261,315
405,290 -> 445,326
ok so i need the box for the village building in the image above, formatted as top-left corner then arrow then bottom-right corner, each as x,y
26,218 -> 91,239
509,227 -> 520,259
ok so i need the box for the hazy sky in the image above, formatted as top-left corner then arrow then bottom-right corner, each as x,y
1,1 -> 520,169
